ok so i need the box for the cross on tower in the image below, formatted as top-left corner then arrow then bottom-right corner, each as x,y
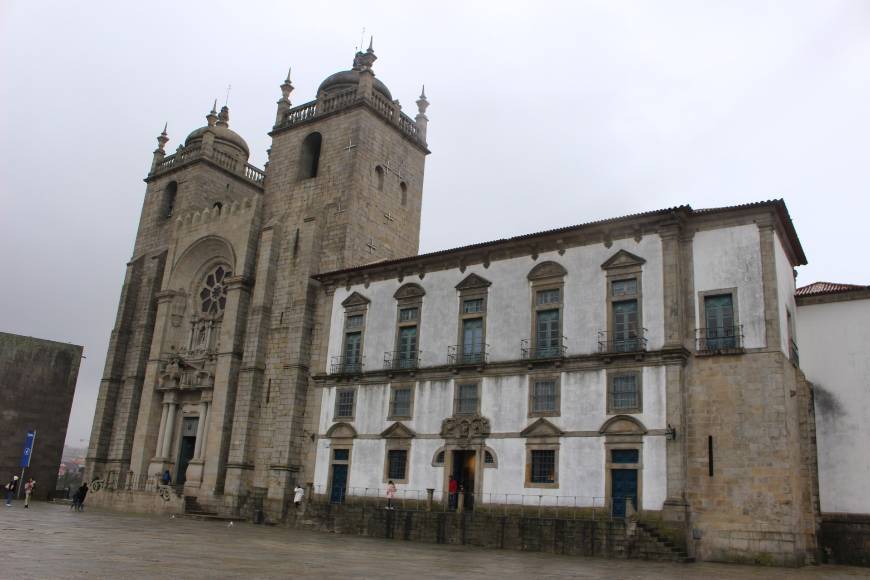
384,157 -> 405,180
366,237 -> 378,254
344,137 -> 357,153
383,211 -> 394,223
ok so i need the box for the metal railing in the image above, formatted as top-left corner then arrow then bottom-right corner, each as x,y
521,337 -> 567,360
308,485 -> 635,520
447,343 -> 489,366
330,356 -> 364,375
384,350 -> 422,371
597,330 -> 648,354
696,325 -> 743,353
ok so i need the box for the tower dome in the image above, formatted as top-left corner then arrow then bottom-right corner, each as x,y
185,104 -> 250,159
317,40 -> 392,100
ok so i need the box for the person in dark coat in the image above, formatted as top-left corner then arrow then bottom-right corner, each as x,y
162,470 -> 172,486
4,475 -> 19,507
73,482 -> 88,512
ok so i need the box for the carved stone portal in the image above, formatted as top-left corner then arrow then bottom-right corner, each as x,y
159,354 -> 215,391
441,415 -> 491,444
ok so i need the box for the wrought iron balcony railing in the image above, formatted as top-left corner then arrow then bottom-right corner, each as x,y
330,356 -> 364,375
597,329 -> 648,354
696,325 -> 744,353
447,343 -> 489,366
384,350 -> 422,371
521,337 -> 567,360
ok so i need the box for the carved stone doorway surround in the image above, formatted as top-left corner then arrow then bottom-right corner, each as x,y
439,414 -> 491,506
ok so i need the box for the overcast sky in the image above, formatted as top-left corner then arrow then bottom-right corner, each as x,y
1,1 -> 868,448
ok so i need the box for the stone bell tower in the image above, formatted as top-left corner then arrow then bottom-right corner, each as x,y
221,40 -> 431,515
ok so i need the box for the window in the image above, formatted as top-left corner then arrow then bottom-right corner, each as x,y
342,332 -> 362,372
375,165 -> 385,191
530,378 -> 559,416
611,279 -> 637,298
399,307 -> 418,322
298,132 -> 322,180
527,261 -> 567,359
389,385 -> 414,419
400,181 -> 408,205
703,293 -> 736,350
601,250 -> 646,354
611,449 -> 639,463
199,265 -> 232,316
484,450 -> 495,465
339,292 -> 369,374
455,382 -> 479,415
393,284 -> 425,370
334,388 -> 355,420
536,288 -> 561,305
346,314 -> 364,329
608,372 -> 642,414
530,450 -> 556,484
162,181 -> 177,218
387,449 -> 408,481
455,274 -> 491,366
433,450 -> 445,466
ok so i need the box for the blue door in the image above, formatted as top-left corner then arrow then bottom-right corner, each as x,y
330,464 -> 348,504
612,469 -> 638,517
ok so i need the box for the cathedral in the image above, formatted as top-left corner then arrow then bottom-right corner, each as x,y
87,44 -> 826,565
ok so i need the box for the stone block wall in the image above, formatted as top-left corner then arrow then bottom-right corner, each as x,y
0,332 -> 82,501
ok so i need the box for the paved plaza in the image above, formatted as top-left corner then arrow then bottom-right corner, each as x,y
1,503 -> 868,579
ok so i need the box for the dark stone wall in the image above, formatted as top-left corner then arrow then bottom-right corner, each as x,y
0,332 -> 82,501
819,514 -> 870,567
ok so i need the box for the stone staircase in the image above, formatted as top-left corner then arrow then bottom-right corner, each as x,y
180,496 -> 235,522
635,522 -> 694,563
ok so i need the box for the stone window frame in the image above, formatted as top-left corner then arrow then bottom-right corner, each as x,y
388,383 -> 415,421
327,443 -> 353,502
333,387 -> 357,421
697,287 -> 741,350
455,274 -> 492,363
606,369 -> 643,415
525,443 -> 560,489
383,439 -> 412,484
483,446 -> 498,468
527,373 -> 561,418
527,261 -> 568,356
393,283 -> 426,363
431,447 -> 446,467
453,379 -> 481,416
340,292 -> 370,370
601,251 -> 646,346
604,440 -> 644,513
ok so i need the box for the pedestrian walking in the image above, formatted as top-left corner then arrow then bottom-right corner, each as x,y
293,484 -> 305,509
386,480 -> 396,510
24,478 -> 35,508
4,475 -> 19,507
73,482 -> 89,512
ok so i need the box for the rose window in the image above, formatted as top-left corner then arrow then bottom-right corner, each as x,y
199,265 -> 232,315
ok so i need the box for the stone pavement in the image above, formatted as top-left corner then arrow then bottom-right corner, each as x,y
1,503 -> 868,579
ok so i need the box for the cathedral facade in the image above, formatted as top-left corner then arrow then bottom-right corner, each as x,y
87,46 -> 821,565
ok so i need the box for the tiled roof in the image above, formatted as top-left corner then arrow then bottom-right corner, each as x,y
314,199 -> 806,281
796,281 -> 869,297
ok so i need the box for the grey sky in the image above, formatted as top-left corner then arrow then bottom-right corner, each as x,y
1,1 -> 868,447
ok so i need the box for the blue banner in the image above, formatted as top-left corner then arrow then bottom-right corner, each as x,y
20,431 -> 36,468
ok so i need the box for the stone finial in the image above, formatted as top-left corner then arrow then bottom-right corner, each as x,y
280,67 -> 294,101
415,85 -> 430,142
217,105 -> 230,128
206,100 -> 218,127
353,36 -> 377,71
156,122 -> 169,151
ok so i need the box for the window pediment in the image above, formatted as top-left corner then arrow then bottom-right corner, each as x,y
601,249 -> 646,271
326,422 -> 358,439
394,283 -> 426,300
455,273 -> 492,291
599,415 -> 647,435
521,417 -> 564,438
527,261 -> 567,281
381,422 -> 416,439
341,291 -> 371,308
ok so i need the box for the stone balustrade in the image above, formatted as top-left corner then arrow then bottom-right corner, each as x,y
151,143 -> 265,187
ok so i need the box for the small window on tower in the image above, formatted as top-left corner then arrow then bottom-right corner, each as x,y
298,132 -> 322,180
375,165 -> 385,191
400,182 -> 408,206
163,181 -> 177,218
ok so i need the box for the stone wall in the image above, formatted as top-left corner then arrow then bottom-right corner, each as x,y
818,514 -> 870,567
0,332 -> 82,501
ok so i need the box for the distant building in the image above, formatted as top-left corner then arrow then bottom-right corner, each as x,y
796,282 -> 870,566
0,332 -> 82,501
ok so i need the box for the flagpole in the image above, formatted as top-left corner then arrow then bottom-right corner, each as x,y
17,430 -> 36,500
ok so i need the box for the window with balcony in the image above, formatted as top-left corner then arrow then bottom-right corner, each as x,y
600,250 -> 646,354
390,284 -> 425,370
697,288 -> 742,353
526,261 -> 567,360
452,273 -> 491,366
334,292 -> 370,374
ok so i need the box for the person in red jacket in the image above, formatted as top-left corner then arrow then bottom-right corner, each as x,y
448,476 -> 458,511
